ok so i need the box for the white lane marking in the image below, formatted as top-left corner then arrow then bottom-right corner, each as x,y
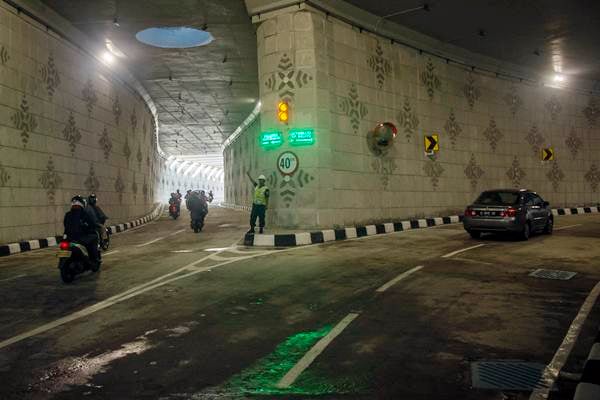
208,254 -> 232,261
0,274 -> 27,283
376,266 -> 424,293
554,224 -> 582,231
171,250 -> 193,253
103,250 -> 119,256
441,244 -> 486,258
204,247 -> 232,252
136,229 -> 185,247
276,313 -> 360,388
529,281 -> 600,400
218,224 -> 234,228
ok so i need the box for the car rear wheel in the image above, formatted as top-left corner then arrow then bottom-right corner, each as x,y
543,218 -> 553,235
519,222 -> 531,241
469,231 -> 481,239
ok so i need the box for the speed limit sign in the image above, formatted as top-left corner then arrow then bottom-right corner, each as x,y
277,151 -> 299,176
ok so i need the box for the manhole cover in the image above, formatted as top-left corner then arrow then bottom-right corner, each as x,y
529,269 -> 577,280
471,361 -> 551,391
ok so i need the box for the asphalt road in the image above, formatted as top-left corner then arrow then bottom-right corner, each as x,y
0,207 -> 599,400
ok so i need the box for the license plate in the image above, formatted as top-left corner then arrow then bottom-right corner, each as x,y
57,250 -> 71,258
478,211 -> 496,216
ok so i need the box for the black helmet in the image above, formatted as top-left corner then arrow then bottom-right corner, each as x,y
88,194 -> 97,205
71,195 -> 85,208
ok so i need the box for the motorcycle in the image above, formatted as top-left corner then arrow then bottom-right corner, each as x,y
99,227 -> 111,251
191,213 -> 206,233
169,203 -> 180,220
57,240 -> 100,283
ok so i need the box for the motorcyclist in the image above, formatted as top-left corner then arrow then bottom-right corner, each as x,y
87,194 -> 108,242
64,195 -> 100,265
188,191 -> 208,232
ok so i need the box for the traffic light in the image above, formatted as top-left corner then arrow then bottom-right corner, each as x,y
277,100 -> 289,123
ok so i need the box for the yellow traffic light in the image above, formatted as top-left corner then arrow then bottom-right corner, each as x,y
277,101 -> 289,123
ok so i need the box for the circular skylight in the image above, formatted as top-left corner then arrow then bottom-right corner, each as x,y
136,27 -> 214,49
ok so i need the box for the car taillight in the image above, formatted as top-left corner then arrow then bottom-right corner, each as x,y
59,241 -> 70,250
501,207 -> 517,218
464,208 -> 476,217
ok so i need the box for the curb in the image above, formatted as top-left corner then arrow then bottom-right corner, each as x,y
0,204 -> 163,258
244,206 -> 600,247
574,328 -> 600,400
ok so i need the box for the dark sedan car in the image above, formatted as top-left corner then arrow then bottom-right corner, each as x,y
463,189 -> 553,240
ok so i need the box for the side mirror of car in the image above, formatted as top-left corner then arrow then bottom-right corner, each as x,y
543,201 -> 550,207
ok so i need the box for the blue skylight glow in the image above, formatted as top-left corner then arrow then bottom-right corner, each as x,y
135,27 -> 214,49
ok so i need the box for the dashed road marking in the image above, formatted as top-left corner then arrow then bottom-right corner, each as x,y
0,274 -> 27,283
171,250 -> 193,253
136,229 -> 185,247
276,313 -> 360,389
376,266 -> 424,293
442,244 -> 486,258
103,250 -> 119,256
554,224 -> 582,231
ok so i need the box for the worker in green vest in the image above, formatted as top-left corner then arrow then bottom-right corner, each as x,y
246,172 -> 269,234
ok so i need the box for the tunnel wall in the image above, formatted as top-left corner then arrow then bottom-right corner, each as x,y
0,3 -> 161,243
250,7 -> 600,229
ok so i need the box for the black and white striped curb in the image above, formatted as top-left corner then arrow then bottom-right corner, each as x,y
573,327 -> 600,400
243,205 -> 600,247
244,215 -> 463,247
0,205 -> 163,257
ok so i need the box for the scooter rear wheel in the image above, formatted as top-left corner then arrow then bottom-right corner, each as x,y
60,267 -> 75,283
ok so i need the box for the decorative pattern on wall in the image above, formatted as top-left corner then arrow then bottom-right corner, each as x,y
585,164 -> 600,192
136,144 -> 143,169
464,154 -> 484,191
40,54 -> 61,98
525,124 -> 545,157
123,137 -> 131,162
82,78 -> 98,116
506,156 -> 526,187
483,117 -> 502,151
423,158 -> 444,190
565,128 -> 582,159
0,45 -> 9,65
277,169 -> 315,208
84,163 -> 100,192
132,174 -> 138,203
0,162 -> 10,186
545,95 -> 562,121
339,84 -> 368,134
372,157 -> 396,189
503,87 -> 523,117
463,73 -> 481,110
63,112 -> 81,154
546,161 -> 565,191
367,42 -> 392,89
264,53 -> 313,102
444,109 -> 462,147
39,156 -> 62,204
143,177 -> 148,201
397,97 -> 419,141
114,171 -> 125,203
420,58 -> 441,100
583,97 -> 599,127
99,126 -> 112,161
112,95 -> 122,126
130,108 -> 137,134
11,95 -> 37,147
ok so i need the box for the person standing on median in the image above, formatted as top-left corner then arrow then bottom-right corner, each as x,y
246,172 -> 269,234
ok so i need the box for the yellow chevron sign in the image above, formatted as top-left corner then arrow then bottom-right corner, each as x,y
424,134 -> 439,152
542,147 -> 554,161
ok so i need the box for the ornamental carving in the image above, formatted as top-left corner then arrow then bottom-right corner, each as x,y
463,73 -> 481,110
123,137 -> 131,162
339,84 -> 368,134
367,42 -> 392,89
11,95 -> 38,147
82,78 -> 98,116
546,161 -> 565,191
40,54 -> 61,98
565,128 -> 582,159
132,174 -> 138,203
503,86 -> 523,117
84,163 -> 100,192
136,144 -> 143,169
583,97 -> 599,127
0,45 -> 10,65
506,156 -> 526,187
397,97 -> 419,141
0,162 -> 10,186
39,156 -> 62,204
585,164 -> 600,192
114,170 -> 125,203
63,112 -> 81,154
113,95 -> 122,126
464,154 -> 484,191
420,58 -> 441,100
483,117 -> 503,151
545,95 -> 562,121
423,158 -> 444,190
444,109 -> 462,147
130,108 -> 137,134
264,53 -> 313,102
99,126 -> 112,161
525,124 -> 545,157
143,177 -> 149,201
371,157 -> 396,189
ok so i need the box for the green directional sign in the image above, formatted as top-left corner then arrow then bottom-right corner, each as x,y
289,128 -> 315,146
260,131 -> 283,149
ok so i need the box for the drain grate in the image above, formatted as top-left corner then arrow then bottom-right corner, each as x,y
529,269 -> 577,280
471,361 -> 551,391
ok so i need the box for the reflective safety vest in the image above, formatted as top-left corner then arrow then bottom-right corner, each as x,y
253,185 -> 269,205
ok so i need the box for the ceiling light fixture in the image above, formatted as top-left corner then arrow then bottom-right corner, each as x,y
101,51 -> 115,65
553,74 -> 565,82
113,16 -> 120,27
105,39 -> 126,58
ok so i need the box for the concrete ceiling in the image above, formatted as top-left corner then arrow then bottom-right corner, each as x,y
41,0 -> 258,159
345,0 -> 600,86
